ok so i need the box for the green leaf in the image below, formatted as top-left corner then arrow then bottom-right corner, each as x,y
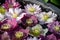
43,0 -> 49,3
51,0 -> 60,6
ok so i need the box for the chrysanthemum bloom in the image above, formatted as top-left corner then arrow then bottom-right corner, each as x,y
30,24 -> 48,37
25,4 -> 41,15
21,15 -> 38,28
1,32 -> 11,40
26,15 -> 38,26
36,11 -> 57,24
0,19 -> 17,31
47,21 -> 60,35
12,27 -> 29,40
5,8 -> 26,22
3,0 -> 20,10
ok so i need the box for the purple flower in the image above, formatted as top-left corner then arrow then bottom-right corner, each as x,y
47,21 -> 60,35
46,34 -> 60,40
21,14 -> 38,28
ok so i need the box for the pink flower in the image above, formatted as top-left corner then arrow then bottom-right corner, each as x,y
3,0 -> 20,10
20,27 -> 30,36
7,19 -> 17,29
12,27 -> 30,40
0,19 -> 17,31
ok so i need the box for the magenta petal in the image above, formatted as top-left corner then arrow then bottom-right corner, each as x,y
7,19 -> 17,29
3,2 -> 9,10
20,28 -> 30,36
30,16 -> 38,24
20,29 -> 29,34
23,27 -> 30,34
13,2 -> 20,8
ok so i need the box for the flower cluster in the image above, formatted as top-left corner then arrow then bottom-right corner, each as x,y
0,0 -> 60,40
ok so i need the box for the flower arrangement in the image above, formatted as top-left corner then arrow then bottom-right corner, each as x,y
0,0 -> 60,40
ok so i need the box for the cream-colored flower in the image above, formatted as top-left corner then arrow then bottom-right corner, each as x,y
25,4 -> 41,15
5,8 -> 26,21
30,24 -> 48,37
36,11 -> 57,24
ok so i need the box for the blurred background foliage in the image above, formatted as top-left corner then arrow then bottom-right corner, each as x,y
43,0 -> 60,8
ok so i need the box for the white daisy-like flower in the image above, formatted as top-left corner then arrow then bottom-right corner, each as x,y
30,24 -> 48,37
5,8 -> 26,21
36,11 -> 57,24
25,4 -> 41,15
0,13 -> 5,21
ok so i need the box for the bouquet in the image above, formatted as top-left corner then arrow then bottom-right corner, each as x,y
0,0 -> 60,40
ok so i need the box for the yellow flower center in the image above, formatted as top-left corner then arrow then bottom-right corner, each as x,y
33,29 -> 39,34
32,28 -> 40,36
15,31 -> 23,38
28,7 -> 35,13
12,13 -> 18,18
26,19 -> 33,25
1,24 -> 11,30
54,26 -> 60,31
43,14 -> 49,21
0,7 -> 6,14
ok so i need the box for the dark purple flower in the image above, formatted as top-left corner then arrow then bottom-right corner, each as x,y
47,21 -> 60,35
47,34 -> 57,40
21,14 -> 38,28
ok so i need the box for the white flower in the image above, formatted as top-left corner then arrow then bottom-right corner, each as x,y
5,8 -> 26,21
36,11 -> 57,24
25,4 -> 41,15
30,24 -> 48,37
0,13 -> 5,21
